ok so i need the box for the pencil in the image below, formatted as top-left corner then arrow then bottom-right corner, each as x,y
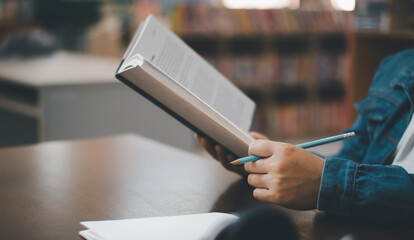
230,132 -> 356,165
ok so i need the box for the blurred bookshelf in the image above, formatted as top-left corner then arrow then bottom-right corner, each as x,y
0,0 -> 35,41
0,1 -> 350,140
1,0 -> 414,141
170,5 -> 350,139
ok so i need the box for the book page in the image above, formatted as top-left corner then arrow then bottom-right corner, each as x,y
80,213 -> 238,240
126,15 -> 255,131
120,62 -> 253,157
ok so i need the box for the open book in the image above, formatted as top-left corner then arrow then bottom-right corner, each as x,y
115,15 -> 255,157
80,212 -> 238,240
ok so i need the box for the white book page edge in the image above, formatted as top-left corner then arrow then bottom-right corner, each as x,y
133,55 -> 254,143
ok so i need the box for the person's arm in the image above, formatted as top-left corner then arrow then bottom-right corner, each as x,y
245,117 -> 414,226
317,110 -> 414,225
246,49 -> 414,225
242,114 -> 373,210
245,139 -> 414,226
319,157 -> 414,226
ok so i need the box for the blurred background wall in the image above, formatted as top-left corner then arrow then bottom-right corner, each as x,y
0,0 -> 413,150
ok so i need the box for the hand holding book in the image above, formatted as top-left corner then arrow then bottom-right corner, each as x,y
198,131 -> 356,209
195,132 -> 269,177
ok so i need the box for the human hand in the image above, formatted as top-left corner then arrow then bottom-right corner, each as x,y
244,140 -> 324,210
195,132 -> 268,177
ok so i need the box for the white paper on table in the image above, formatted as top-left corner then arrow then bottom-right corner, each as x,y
80,212 -> 239,240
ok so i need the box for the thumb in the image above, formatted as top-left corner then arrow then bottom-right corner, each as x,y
249,131 -> 269,140
248,140 -> 275,157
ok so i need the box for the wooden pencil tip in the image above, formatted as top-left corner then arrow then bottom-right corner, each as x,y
229,159 -> 241,165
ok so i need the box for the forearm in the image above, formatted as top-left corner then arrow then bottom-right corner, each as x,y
318,157 -> 414,226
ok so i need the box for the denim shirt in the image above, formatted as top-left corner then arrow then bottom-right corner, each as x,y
317,49 -> 414,226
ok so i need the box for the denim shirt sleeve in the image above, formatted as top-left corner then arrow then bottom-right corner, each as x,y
318,157 -> 414,226
316,49 -> 414,226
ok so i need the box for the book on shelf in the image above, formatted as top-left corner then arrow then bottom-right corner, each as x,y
115,15 -> 255,157
170,5 -> 346,36
207,54 -> 345,90
80,212 -> 239,240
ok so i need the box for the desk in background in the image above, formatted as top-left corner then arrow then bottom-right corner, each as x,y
0,134 -> 412,240
0,52 -> 194,150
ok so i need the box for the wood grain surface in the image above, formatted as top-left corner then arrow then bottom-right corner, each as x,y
0,134 -> 412,239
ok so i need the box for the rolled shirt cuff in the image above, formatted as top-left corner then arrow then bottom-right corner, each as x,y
317,157 -> 359,215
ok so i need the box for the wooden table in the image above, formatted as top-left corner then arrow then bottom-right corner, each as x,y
0,134 -> 412,240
